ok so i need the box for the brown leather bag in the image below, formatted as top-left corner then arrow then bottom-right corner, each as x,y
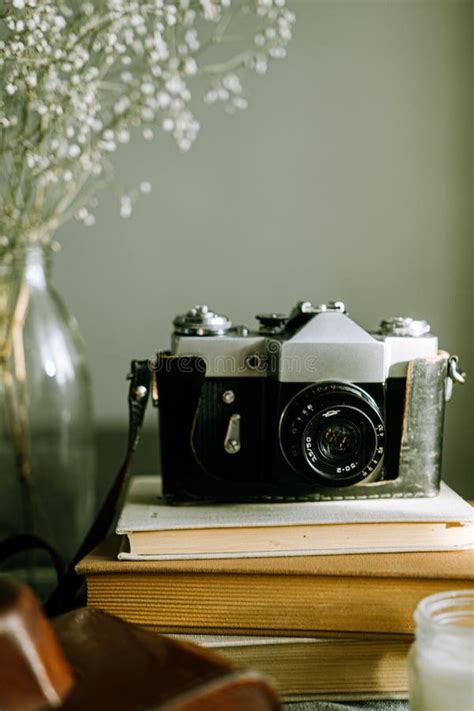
0,580 -> 281,711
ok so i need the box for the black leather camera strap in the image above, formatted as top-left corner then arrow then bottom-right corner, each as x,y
43,359 -> 153,615
0,360 -> 152,615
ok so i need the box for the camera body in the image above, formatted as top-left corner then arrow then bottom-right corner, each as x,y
154,301 -> 453,503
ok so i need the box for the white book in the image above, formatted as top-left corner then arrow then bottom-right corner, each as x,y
116,476 -> 474,560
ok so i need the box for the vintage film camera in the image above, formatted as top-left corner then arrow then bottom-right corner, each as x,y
149,301 -> 464,503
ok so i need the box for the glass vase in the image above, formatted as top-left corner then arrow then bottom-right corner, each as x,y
0,244 -> 96,597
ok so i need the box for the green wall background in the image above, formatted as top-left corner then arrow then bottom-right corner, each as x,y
56,0 -> 473,497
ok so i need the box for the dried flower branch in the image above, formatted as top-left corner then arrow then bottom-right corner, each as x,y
0,0 -> 294,257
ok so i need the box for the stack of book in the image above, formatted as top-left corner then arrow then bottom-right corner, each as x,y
77,476 -> 474,702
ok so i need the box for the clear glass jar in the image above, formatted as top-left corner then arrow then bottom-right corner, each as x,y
408,590 -> 474,711
0,244 -> 96,596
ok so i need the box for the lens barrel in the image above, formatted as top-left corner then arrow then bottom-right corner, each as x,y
279,382 -> 385,487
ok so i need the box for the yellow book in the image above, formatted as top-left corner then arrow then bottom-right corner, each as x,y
162,632 -> 412,701
78,537 -> 474,636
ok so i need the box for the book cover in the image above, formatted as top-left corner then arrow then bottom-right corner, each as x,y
116,476 -> 474,560
78,537 -> 474,636
78,536 -> 474,580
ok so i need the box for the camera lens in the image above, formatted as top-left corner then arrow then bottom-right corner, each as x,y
302,405 -> 380,485
279,382 -> 384,487
317,420 -> 360,461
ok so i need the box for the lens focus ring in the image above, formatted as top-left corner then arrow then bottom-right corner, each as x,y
279,382 -> 385,488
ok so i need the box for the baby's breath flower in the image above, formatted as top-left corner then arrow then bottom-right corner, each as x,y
120,195 -> 133,219
0,0 -> 294,255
